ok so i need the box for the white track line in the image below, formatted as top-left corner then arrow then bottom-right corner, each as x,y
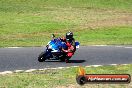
124,47 -> 132,49
85,66 -> 92,67
5,46 -> 132,49
91,65 -> 102,67
122,64 -> 128,65
92,45 -> 107,46
15,70 -> 24,73
110,64 -> 118,66
0,64 -> 130,74
0,71 -> 13,75
25,69 -> 37,72
115,46 -> 123,48
7,47 -> 22,48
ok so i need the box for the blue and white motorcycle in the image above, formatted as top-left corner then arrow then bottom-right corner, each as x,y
38,34 -> 80,63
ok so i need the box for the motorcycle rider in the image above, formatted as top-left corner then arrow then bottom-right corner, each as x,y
61,31 -> 76,62
61,31 -> 75,48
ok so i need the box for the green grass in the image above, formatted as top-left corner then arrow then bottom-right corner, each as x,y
1,26 -> 132,47
1,0 -> 132,11
0,64 -> 132,88
76,26 -> 132,45
0,0 -> 132,47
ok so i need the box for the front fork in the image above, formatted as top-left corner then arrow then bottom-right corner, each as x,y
45,48 -> 53,59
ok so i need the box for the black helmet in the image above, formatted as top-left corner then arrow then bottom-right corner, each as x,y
66,31 -> 73,41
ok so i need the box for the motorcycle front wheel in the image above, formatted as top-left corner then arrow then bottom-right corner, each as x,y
38,52 -> 46,62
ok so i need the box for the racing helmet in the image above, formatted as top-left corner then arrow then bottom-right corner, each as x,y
66,31 -> 73,41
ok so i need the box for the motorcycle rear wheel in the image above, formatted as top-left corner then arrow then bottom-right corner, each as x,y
65,59 -> 69,63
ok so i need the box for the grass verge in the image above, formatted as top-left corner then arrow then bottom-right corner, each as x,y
0,64 -> 132,88
0,0 -> 132,47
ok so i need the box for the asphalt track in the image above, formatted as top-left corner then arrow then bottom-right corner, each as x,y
0,46 -> 132,72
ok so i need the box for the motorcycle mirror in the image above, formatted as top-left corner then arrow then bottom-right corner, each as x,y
52,34 -> 55,38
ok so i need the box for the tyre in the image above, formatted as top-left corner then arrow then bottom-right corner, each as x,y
65,58 -> 69,63
38,52 -> 46,62
76,75 -> 86,85
60,58 -> 65,62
